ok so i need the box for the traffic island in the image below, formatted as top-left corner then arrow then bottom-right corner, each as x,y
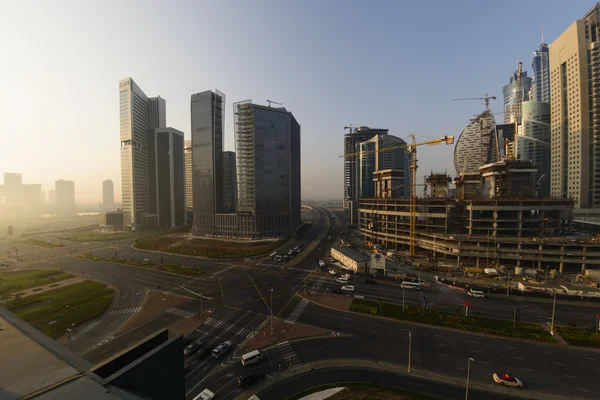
242,318 -> 329,353
555,326 -> 600,348
349,298 -> 554,343
114,290 -> 187,335
308,293 -> 352,312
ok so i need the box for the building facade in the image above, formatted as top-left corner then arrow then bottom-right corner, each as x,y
330,245 -> 370,273
503,68 -> 533,124
222,151 -> 237,213
191,90 -> 225,235
453,111 -> 496,175
119,77 -> 166,227
549,4 -> 600,208
343,126 -> 389,225
0,173 -> 41,217
101,180 -> 115,211
357,134 -> 409,199
147,128 -> 185,228
184,140 -> 193,212
532,40 -> 550,103
234,101 -> 301,238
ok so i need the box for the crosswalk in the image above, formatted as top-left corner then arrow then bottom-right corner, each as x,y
285,298 -> 309,324
312,277 -> 326,293
201,317 -> 252,338
108,306 -> 142,316
277,340 -> 301,368
166,307 -> 195,319
287,267 -> 315,273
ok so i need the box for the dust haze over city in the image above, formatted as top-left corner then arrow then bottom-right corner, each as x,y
3,2 -> 600,400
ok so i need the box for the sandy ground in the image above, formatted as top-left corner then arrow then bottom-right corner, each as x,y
242,318 -> 329,353
308,293 -> 352,311
114,290 -> 187,335
328,388 -> 422,400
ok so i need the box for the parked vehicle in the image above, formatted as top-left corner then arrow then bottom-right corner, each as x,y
336,277 -> 348,284
328,269 -> 337,275
212,341 -> 232,359
341,285 -> 354,293
184,340 -> 203,356
467,289 -> 485,298
319,260 -> 326,268
400,281 -> 421,290
492,373 -> 523,388
193,389 -> 215,400
269,252 -> 277,258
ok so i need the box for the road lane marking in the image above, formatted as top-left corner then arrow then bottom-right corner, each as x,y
243,269 -> 271,314
512,356 -> 524,360
440,354 -> 449,357
468,340 -> 479,344
565,375 -> 576,378
479,360 -> 490,364
219,278 -> 226,305
553,362 -> 565,366
545,352 -> 555,355
521,368 -> 533,371
506,346 -> 516,349
433,334 -> 443,338
438,344 -> 448,347
585,357 -> 596,361
577,388 -> 590,392
473,350 -> 484,354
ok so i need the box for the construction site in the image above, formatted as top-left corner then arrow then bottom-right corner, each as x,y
345,87 -> 600,277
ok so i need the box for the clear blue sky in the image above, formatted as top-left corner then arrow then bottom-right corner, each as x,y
0,0 -> 594,203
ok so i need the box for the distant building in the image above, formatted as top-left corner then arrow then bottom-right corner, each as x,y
343,126 -> 389,225
503,67 -> 532,124
101,179 -> 115,211
549,3 -> 600,208
373,169 -> 405,199
119,77 -> 166,227
148,128 -> 185,228
100,211 -> 131,230
0,173 -> 41,212
222,151 -> 237,213
55,179 -> 75,213
233,101 -> 301,238
184,140 -> 193,212
48,189 -> 56,205
532,37 -> 550,103
191,90 -> 225,235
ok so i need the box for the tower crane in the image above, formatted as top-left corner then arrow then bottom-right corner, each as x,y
342,135 -> 454,256
266,100 -> 282,107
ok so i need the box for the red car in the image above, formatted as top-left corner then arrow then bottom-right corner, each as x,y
492,373 -> 523,388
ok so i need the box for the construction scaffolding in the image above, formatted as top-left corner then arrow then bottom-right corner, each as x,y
234,100 -> 255,212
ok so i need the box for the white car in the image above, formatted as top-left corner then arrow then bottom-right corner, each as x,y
193,388 -> 215,400
341,285 -> 354,293
329,269 -> 337,275
492,373 -> 523,388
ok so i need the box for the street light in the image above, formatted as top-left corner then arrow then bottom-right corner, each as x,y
408,332 -> 412,373
550,292 -> 556,335
402,285 -> 405,312
465,357 -> 474,400
269,288 -> 274,336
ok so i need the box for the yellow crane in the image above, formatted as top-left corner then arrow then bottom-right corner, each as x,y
342,134 -> 454,256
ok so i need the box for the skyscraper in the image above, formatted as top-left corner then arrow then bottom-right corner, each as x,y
55,179 -> 75,213
147,128 -> 185,228
343,126 -> 389,225
223,151 -> 237,213
102,180 -> 115,211
0,173 -> 41,216
357,134 -> 410,199
503,68 -> 532,124
549,4 -> 600,208
184,140 -> 193,212
119,77 -> 165,227
234,101 -> 301,238
532,34 -> 550,103
191,90 -> 225,235
48,190 -> 56,205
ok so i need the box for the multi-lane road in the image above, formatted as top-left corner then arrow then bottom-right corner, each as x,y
3,206 -> 600,399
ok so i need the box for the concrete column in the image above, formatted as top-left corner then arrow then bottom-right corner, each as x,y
457,241 -> 461,267
538,245 -> 543,269
518,210 -> 523,238
516,243 -> 521,267
476,257 -> 480,268
582,247 -> 587,274
559,245 -> 564,274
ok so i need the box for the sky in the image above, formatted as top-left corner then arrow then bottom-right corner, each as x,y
0,0 -> 594,203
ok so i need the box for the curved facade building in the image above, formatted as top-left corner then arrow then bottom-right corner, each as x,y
453,111 -> 496,175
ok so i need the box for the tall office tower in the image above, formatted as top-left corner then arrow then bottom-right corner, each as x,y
515,101 -> 551,197
357,134 -> 410,199
234,101 -> 301,238
119,77 -> 165,227
147,128 -> 185,228
503,68 -> 532,124
40,190 -> 46,204
48,189 -> 56,205
55,180 -> 75,212
550,3 -> 600,208
222,151 -> 237,213
532,34 -> 550,103
191,90 -> 225,235
343,126 -> 389,225
102,180 -> 115,211
184,140 -> 193,212
0,173 -> 41,217
2,173 -> 23,206
453,111 -> 496,175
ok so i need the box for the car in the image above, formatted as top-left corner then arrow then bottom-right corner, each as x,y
193,388 -> 215,400
328,269 -> 337,275
183,336 -> 195,346
365,278 -> 376,284
184,340 -> 203,356
341,285 -> 354,293
335,277 -> 348,284
328,236 -> 332,239
184,360 -> 193,373
319,260 -> 326,268
212,340 -> 232,359
196,346 -> 212,359
238,369 -> 265,388
492,373 -> 523,388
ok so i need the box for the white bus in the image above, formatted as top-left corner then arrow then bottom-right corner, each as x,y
401,281 -> 422,290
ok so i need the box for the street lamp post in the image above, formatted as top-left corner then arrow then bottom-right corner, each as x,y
506,274 -> 510,296
402,286 -> 405,312
269,288 -> 274,336
550,292 -> 556,335
465,357 -> 474,400
408,332 -> 412,373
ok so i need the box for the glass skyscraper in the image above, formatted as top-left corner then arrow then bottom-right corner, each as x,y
502,69 -> 532,124
532,41 -> 550,103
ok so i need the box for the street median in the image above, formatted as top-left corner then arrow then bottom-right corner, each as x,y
350,298 -> 554,343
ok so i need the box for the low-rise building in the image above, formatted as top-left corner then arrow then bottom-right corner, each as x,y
100,211 -> 131,230
330,245 -> 370,272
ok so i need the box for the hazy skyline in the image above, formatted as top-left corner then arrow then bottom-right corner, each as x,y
0,1 -> 592,203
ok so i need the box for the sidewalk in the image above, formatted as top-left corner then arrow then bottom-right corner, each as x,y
9,276 -> 85,300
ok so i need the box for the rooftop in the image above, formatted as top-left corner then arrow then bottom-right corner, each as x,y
332,245 -> 370,262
